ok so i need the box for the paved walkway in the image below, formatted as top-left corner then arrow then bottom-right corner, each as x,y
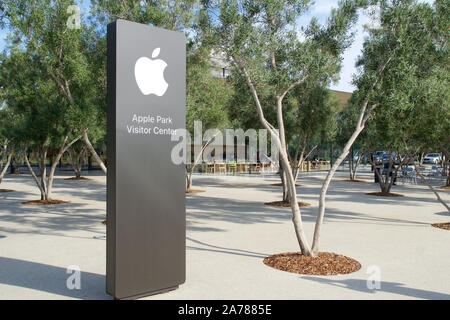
0,170 -> 449,299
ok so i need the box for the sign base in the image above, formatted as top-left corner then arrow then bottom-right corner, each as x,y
112,285 -> 179,300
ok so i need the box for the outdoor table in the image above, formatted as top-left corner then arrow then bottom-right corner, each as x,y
238,162 -> 248,173
205,162 -> 215,174
216,162 -> 226,174
228,161 -> 237,174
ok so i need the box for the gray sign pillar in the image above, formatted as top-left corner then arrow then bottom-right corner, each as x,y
106,19 -> 186,299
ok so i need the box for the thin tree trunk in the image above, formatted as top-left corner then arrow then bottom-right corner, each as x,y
379,151 -> 395,193
280,163 -> 289,202
311,125 -> 365,255
24,149 -> 46,200
186,170 -> 193,190
75,156 -> 82,178
82,129 -> 107,174
291,133 -> 306,182
280,147 -> 312,255
439,145 -> 450,186
349,147 -> 353,179
293,141 -> 306,182
235,58 -> 312,256
385,154 -> 408,193
0,139 -> 7,168
67,149 -> 76,176
186,136 -> 215,191
277,95 -> 292,204
350,148 -> 364,180
369,156 -> 385,187
0,153 -> 12,183
419,152 -> 424,166
40,148 -> 48,200
67,145 -> 86,178
447,171 -> 450,187
186,144 -> 205,191
46,135 -> 79,199
293,144 -> 318,182
310,52 -> 390,255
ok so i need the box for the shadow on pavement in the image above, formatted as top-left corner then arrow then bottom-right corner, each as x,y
0,257 -> 111,299
301,276 -> 450,300
187,236 -> 269,259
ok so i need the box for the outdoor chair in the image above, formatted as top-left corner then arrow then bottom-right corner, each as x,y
228,161 -> 237,174
251,163 -> 261,173
205,163 -> 215,174
401,167 -> 416,184
431,166 -> 443,175
428,166 -> 445,184
217,162 -> 226,174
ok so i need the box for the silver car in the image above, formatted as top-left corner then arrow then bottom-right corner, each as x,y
423,153 -> 442,164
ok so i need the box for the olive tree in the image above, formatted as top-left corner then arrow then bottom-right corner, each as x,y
1,0 -> 107,174
311,0 -> 448,254
0,48 -> 80,200
358,0 -> 449,211
200,0 -> 359,256
0,108 -> 14,183
185,46 -> 232,191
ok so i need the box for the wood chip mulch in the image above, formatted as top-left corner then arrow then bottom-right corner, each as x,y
22,199 -> 71,205
270,183 -> 301,187
264,200 -> 311,207
186,189 -> 206,193
365,192 -> 404,197
263,252 -> 361,275
437,186 -> 450,190
342,179 -> 367,183
64,177 -> 90,180
431,222 -> 450,230
0,189 -> 15,193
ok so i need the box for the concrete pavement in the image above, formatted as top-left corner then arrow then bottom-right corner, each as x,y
0,170 -> 449,299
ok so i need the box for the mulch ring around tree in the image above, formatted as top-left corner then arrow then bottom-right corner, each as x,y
64,177 -> 90,180
365,192 -> 404,197
22,199 -> 70,205
265,200 -> 311,207
437,186 -> 450,190
264,252 -> 361,275
431,222 -> 450,231
341,179 -> 367,183
186,189 -> 206,194
270,183 -> 301,187
0,189 -> 15,193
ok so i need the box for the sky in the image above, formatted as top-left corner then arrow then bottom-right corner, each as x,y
0,0 -> 435,93
302,0 -> 375,92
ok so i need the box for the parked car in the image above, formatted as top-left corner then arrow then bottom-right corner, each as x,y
395,154 -> 413,165
382,151 -> 396,163
423,153 -> 442,164
372,151 -> 388,164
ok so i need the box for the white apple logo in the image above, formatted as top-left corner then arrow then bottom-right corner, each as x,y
134,47 -> 169,96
